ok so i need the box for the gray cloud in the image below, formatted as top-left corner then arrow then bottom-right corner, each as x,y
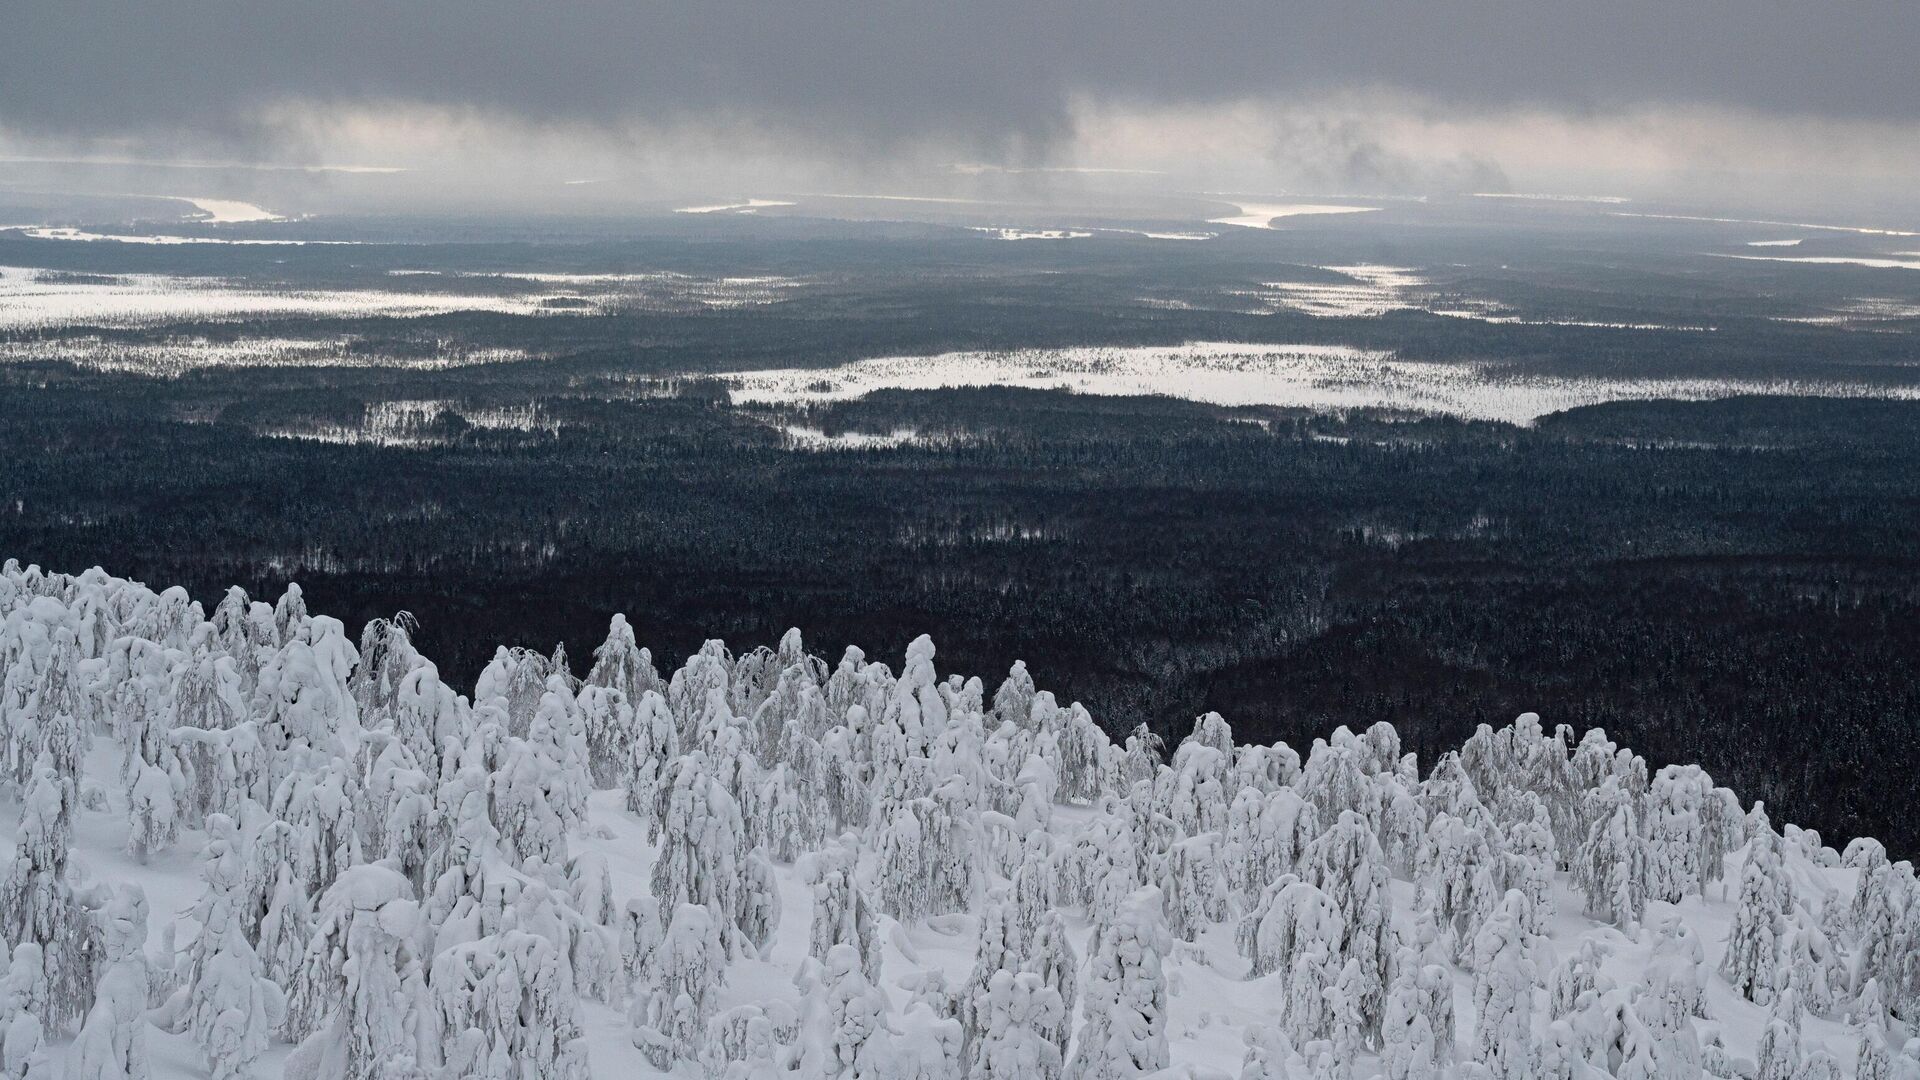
6,0 -> 1917,157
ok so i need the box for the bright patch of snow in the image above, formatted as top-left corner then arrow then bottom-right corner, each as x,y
172,197 -> 285,223
0,336 -> 535,376
1256,265 -> 1427,317
266,400 -> 558,446
18,227 -> 356,246
1748,239 -> 1805,247
1615,212 -> 1920,237
385,268 -> 805,308
1713,253 -> 1920,271
674,199 -> 796,214
0,265 -> 589,331
777,425 -> 944,450
1208,203 -> 1382,229
970,228 -> 1092,241
1471,192 -> 1631,204
717,341 -> 1920,425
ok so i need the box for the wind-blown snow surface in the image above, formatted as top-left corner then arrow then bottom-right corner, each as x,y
717,342 -> 1920,426
0,561 -> 1911,1080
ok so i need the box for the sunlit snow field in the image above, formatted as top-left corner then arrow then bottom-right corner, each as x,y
719,343 -> 1920,426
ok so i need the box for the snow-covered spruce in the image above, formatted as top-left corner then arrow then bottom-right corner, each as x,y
0,561 -> 1913,1079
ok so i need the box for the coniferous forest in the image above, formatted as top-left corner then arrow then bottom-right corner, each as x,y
1,203 -> 1917,1078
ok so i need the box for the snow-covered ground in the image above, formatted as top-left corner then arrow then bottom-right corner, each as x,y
171,198 -> 285,224
1613,213 -> 1920,238
10,227 -> 354,247
0,265 -> 808,335
0,336 -> 533,377
1207,204 -> 1381,229
969,228 -> 1093,241
1471,193 -> 1631,205
0,266 -> 576,331
1715,253 -> 1920,272
674,199 -> 796,214
0,561 -> 1910,1080
713,342 -> 1920,426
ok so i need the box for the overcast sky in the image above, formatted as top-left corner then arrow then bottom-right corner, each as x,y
5,1 -> 1917,211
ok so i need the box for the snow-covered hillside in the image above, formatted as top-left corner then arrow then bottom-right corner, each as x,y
0,560 -> 1912,1080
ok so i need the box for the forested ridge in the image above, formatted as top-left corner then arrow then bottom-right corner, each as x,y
0,559 -> 1913,1078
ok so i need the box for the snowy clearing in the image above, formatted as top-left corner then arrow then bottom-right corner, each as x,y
674,199 -> 796,214
174,198 -> 284,224
0,265 -> 808,333
969,228 -> 1093,241
715,342 -> 1920,426
13,227 -> 356,246
1470,193 -> 1631,205
1207,203 -> 1382,229
1614,212 -> 1920,238
0,266 -> 581,331
0,336 -> 535,376
0,561 -> 1908,1080
1713,254 -> 1920,271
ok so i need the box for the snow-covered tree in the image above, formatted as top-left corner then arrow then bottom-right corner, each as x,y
971,971 -> 1063,1080
799,943 -> 893,1080
1239,876 -> 1342,980
1067,887 -> 1170,1080
1722,829 -> 1788,1005
1755,988 -> 1803,1080
253,615 -> 360,754
650,754 -> 745,951
124,762 -> 176,864
804,840 -> 880,982
391,661 -> 466,780
1471,891 -> 1536,1080
960,894 -> 1024,1068
1162,832 -> 1230,942
183,915 -> 285,1080
1023,910 -> 1078,1062
433,930 -> 589,1080
1417,812 -> 1500,963
737,848 -> 781,956
1497,794 -> 1556,936
67,888 -> 152,1080
281,866 -> 425,1080
1300,739 -> 1380,830
0,943 -> 53,1080
239,821 -> 312,1015
628,900 -> 722,1070
574,684 -> 634,791
1381,961 -> 1452,1080
991,661 -> 1036,732
1645,764 -> 1713,903
1229,788 -> 1318,905
1296,812 -> 1392,1040
873,784 -> 980,922
621,690 -> 677,831
702,1002 -> 795,1080
0,756 -> 100,1034
1573,778 -> 1646,930
585,614 -> 661,705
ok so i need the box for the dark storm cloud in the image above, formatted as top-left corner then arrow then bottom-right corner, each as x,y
5,0 -> 1917,155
